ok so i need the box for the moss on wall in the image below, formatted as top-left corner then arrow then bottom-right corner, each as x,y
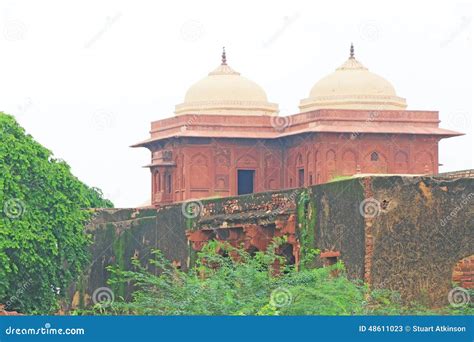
308,178 -> 366,279
112,229 -> 128,298
296,189 -> 318,268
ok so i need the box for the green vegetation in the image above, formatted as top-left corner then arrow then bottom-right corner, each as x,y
0,112 -> 112,314
297,190 -> 318,269
328,175 -> 354,183
81,240 -> 473,316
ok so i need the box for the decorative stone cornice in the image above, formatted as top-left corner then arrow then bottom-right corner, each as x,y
175,99 -> 279,116
299,94 -> 407,112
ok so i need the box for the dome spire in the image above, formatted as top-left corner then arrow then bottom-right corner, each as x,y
350,43 -> 354,59
221,46 -> 227,65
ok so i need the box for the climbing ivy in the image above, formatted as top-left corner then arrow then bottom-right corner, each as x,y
297,189 -> 318,268
0,112 -> 112,313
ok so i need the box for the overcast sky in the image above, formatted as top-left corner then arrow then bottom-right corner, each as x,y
0,0 -> 472,207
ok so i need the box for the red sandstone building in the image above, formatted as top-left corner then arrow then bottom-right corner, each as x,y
133,46 -> 462,206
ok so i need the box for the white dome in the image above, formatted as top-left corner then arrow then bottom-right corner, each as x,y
300,47 -> 407,112
175,55 -> 278,116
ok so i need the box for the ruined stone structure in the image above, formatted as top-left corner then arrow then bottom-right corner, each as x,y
133,46 -> 462,206
71,47 -> 471,310
77,175 -> 474,308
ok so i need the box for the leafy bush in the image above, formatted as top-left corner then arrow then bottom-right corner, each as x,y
94,240 -> 376,315
0,112 -> 112,313
82,239 -> 474,316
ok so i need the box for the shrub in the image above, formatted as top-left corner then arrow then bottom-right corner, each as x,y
89,240 -> 473,316
101,241 -> 371,315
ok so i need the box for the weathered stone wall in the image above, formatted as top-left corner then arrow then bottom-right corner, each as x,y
304,176 -> 474,306
305,178 -> 366,280
70,206 -> 188,309
366,176 -> 474,306
186,189 -> 302,267
73,175 -> 473,308
190,188 -> 301,229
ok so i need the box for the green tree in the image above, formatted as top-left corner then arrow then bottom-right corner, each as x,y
0,112 -> 112,313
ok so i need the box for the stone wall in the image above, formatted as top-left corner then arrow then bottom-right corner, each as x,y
72,175 -> 473,309
306,177 -> 366,280
304,176 -> 474,306
69,206 -> 188,308
366,176 -> 474,306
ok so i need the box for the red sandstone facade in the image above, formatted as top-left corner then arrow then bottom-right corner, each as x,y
133,109 -> 461,206
452,255 -> 474,289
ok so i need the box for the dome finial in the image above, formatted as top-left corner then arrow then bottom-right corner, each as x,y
350,43 -> 355,59
221,46 -> 227,65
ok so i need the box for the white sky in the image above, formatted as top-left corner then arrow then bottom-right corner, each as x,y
0,0 -> 472,207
